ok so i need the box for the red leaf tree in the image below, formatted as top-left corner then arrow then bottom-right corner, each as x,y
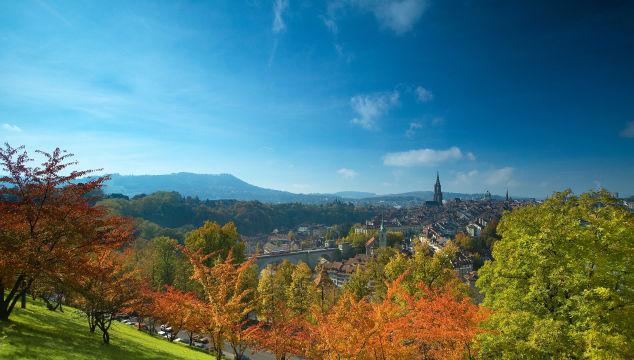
0,144 -> 133,321
151,286 -> 198,342
72,249 -> 140,344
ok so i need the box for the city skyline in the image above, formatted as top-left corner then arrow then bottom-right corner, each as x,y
1,1 -> 633,198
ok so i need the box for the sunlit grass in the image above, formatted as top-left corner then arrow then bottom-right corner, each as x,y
0,299 -> 214,360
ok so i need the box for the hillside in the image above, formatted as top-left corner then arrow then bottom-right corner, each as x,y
102,173 -> 496,205
105,173 -> 340,204
99,191 -> 379,236
0,300 -> 213,360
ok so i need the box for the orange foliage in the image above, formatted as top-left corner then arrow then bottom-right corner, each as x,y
250,303 -> 312,360
0,144 -> 133,321
309,278 -> 486,360
151,286 -> 198,341
73,249 -> 140,344
182,248 -> 257,359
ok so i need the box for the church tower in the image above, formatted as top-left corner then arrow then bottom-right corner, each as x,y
378,218 -> 387,248
433,171 -> 443,205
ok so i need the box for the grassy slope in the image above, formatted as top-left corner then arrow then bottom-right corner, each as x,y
0,299 -> 214,360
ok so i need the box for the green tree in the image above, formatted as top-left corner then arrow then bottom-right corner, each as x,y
148,236 -> 179,289
477,190 -> 634,359
257,266 -> 279,321
386,231 -> 404,247
384,242 -> 466,296
343,267 -> 372,300
184,221 -> 245,263
257,261 -> 296,321
286,262 -> 315,315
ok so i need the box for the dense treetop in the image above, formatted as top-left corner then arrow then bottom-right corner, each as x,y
98,191 -> 379,236
477,190 -> 634,358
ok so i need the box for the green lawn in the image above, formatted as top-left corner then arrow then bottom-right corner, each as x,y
0,299 -> 214,360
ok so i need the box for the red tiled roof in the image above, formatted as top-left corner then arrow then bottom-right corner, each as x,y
365,236 -> 376,247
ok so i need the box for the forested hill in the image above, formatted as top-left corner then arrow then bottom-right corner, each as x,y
98,191 -> 380,236
101,172 -> 493,204
104,172 -> 342,203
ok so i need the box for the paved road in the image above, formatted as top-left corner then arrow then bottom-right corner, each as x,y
122,320 -> 298,360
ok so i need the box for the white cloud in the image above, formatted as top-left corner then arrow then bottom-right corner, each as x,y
466,152 -> 476,161
405,121 -> 422,137
366,0 -> 429,34
321,15 -> 339,34
451,170 -> 479,186
334,43 -> 354,63
350,91 -> 399,130
1,123 -> 22,132
324,0 -> 428,35
485,167 -> 514,186
337,167 -> 358,179
620,121 -> 634,138
383,146 -> 467,167
415,86 -> 433,102
272,0 -> 289,34
451,167 -> 517,192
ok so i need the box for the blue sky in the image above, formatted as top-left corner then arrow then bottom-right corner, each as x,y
1,0 -> 633,198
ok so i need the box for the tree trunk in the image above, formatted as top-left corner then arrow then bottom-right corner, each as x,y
20,285 -> 26,309
96,316 -> 112,344
1,275 -> 32,321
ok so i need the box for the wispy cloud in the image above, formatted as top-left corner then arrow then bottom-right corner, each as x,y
405,121 -> 422,137
337,167 -> 358,179
323,0 -> 428,35
451,167 -> 516,191
383,146 -> 470,167
321,15 -> 339,34
415,85 -> 433,102
272,0 -> 289,34
362,0 -> 429,35
350,90 -> 399,130
1,123 -> 22,132
36,0 -> 72,27
485,167 -> 514,186
620,121 -> 634,138
451,170 -> 479,186
334,43 -> 354,63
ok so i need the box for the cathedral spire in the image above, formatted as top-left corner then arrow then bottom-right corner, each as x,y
433,171 -> 443,205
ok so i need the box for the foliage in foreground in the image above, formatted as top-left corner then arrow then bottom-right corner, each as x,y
477,190 -> 634,358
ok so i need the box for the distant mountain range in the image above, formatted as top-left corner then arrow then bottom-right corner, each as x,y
103,172 -> 498,204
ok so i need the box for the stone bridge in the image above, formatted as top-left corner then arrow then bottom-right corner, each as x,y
255,247 -> 342,271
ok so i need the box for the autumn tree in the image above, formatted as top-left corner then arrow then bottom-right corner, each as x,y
0,144 -> 133,321
151,286 -> 198,341
477,190 -> 634,358
311,278 -> 485,359
183,247 -> 257,360
251,304 -> 312,360
73,249 -> 140,344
